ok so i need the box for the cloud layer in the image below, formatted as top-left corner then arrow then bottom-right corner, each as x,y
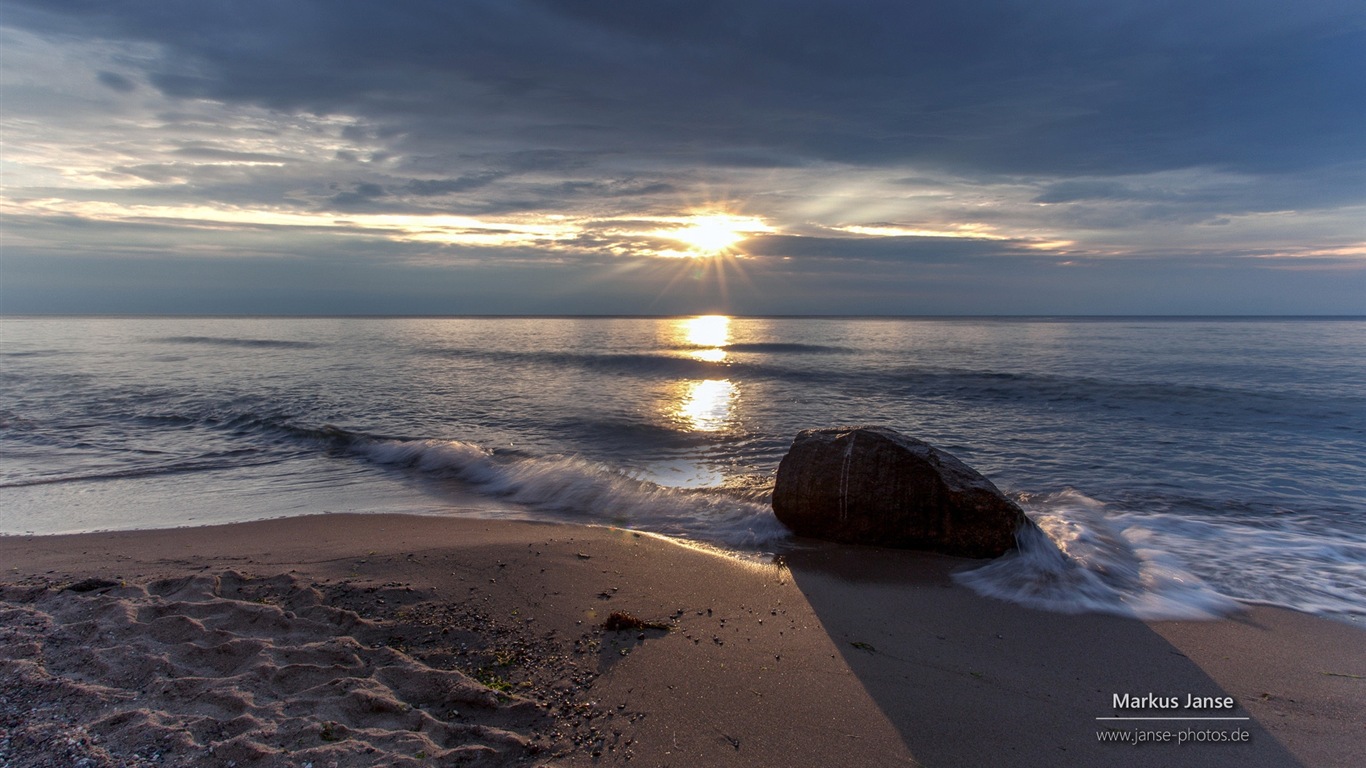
2,0 -> 1363,313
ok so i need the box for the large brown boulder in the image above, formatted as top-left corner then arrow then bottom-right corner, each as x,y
772,426 -> 1032,557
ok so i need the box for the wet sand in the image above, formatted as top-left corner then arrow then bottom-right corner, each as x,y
1,513 -> 1362,767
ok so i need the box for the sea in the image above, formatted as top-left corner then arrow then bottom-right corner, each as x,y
2,316 -> 1363,622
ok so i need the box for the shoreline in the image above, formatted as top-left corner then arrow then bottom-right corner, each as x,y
2,513 -> 1362,767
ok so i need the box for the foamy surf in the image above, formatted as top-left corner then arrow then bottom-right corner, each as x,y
1105,508 -> 1366,618
357,437 -> 1363,620
955,490 -> 1242,620
356,437 -> 791,550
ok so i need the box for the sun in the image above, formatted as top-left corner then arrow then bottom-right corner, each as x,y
654,213 -> 771,258
672,215 -> 747,254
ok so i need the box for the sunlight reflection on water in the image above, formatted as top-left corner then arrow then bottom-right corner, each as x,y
680,314 -> 731,361
677,379 -> 737,432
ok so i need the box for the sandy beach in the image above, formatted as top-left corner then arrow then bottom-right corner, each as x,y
1,513 -> 1361,767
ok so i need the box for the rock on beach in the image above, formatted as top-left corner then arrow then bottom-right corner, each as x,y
772,426 -> 1034,558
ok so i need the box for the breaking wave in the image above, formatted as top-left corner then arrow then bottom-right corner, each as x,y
356,437 -> 790,551
955,491 -> 1238,619
953,489 -> 1366,620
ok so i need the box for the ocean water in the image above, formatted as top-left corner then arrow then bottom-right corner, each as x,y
2,316 -> 1363,621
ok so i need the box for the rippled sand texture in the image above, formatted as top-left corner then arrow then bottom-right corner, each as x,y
0,572 -> 576,767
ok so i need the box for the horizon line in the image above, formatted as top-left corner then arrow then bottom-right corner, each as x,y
3,313 -> 1364,321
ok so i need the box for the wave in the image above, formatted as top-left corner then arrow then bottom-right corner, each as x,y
955,490 -> 1241,620
419,346 -> 1363,430
0,350 -> 70,358
1104,508 -> 1366,618
357,436 -> 1333,619
697,342 -> 849,354
156,336 -> 322,349
354,436 -> 790,550
427,347 -> 730,377
0,455 -> 279,489
550,416 -> 733,452
882,367 -> 1349,413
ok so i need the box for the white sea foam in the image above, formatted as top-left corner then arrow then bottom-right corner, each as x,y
1105,509 -> 1366,618
364,437 -> 1365,619
358,438 -> 791,550
955,490 -> 1242,620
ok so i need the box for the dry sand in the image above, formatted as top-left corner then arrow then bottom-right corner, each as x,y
0,513 -> 1361,767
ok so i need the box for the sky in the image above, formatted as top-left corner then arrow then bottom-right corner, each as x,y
1,0 -> 1363,315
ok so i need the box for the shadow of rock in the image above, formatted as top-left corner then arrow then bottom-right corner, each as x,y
782,545 -> 1306,768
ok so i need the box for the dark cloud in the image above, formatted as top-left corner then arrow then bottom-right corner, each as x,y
1034,181 -> 1140,205
743,234 -> 1031,265
404,172 -> 508,196
95,70 -> 136,92
554,179 -> 676,198
492,150 -> 603,173
3,1 -> 1363,315
1025,159 -> 1366,228
324,181 -> 388,209
9,0 -> 1362,179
